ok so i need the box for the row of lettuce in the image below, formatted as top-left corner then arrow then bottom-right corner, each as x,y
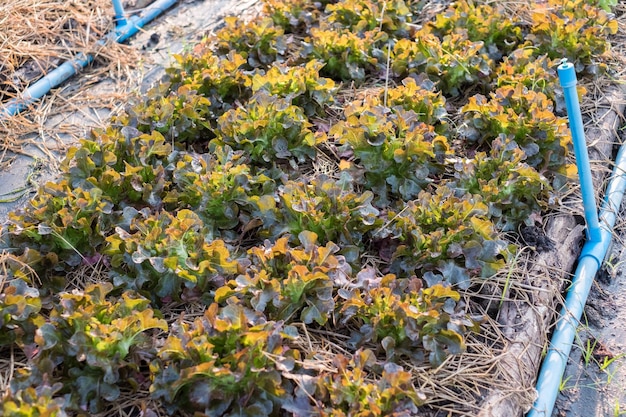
0,0 -> 617,415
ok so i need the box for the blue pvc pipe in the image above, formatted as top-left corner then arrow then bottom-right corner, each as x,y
112,0 -> 128,26
0,55 -> 94,117
114,0 -> 177,43
557,60 -> 603,243
527,64 -> 626,417
0,0 -> 177,118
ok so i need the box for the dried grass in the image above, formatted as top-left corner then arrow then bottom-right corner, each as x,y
0,345 -> 28,398
0,0 -> 139,96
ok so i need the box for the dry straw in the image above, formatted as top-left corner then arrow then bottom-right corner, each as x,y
0,0 -> 143,167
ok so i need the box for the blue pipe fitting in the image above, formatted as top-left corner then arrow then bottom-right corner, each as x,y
557,59 -> 577,89
112,0 -> 128,26
114,0 -> 177,43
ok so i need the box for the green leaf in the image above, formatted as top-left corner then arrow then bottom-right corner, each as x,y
298,230 -> 318,252
35,323 -> 61,350
301,304 -> 324,325
436,329 -> 466,355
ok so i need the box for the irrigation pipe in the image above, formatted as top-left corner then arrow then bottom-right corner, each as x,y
0,0 -> 177,119
112,0 -> 128,26
527,61 -> 626,416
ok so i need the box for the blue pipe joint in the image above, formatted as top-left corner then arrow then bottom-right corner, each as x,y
113,0 -> 177,43
558,59 -> 603,243
579,228 -> 611,269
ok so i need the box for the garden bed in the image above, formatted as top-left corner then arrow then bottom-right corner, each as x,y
0,0 -> 624,416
